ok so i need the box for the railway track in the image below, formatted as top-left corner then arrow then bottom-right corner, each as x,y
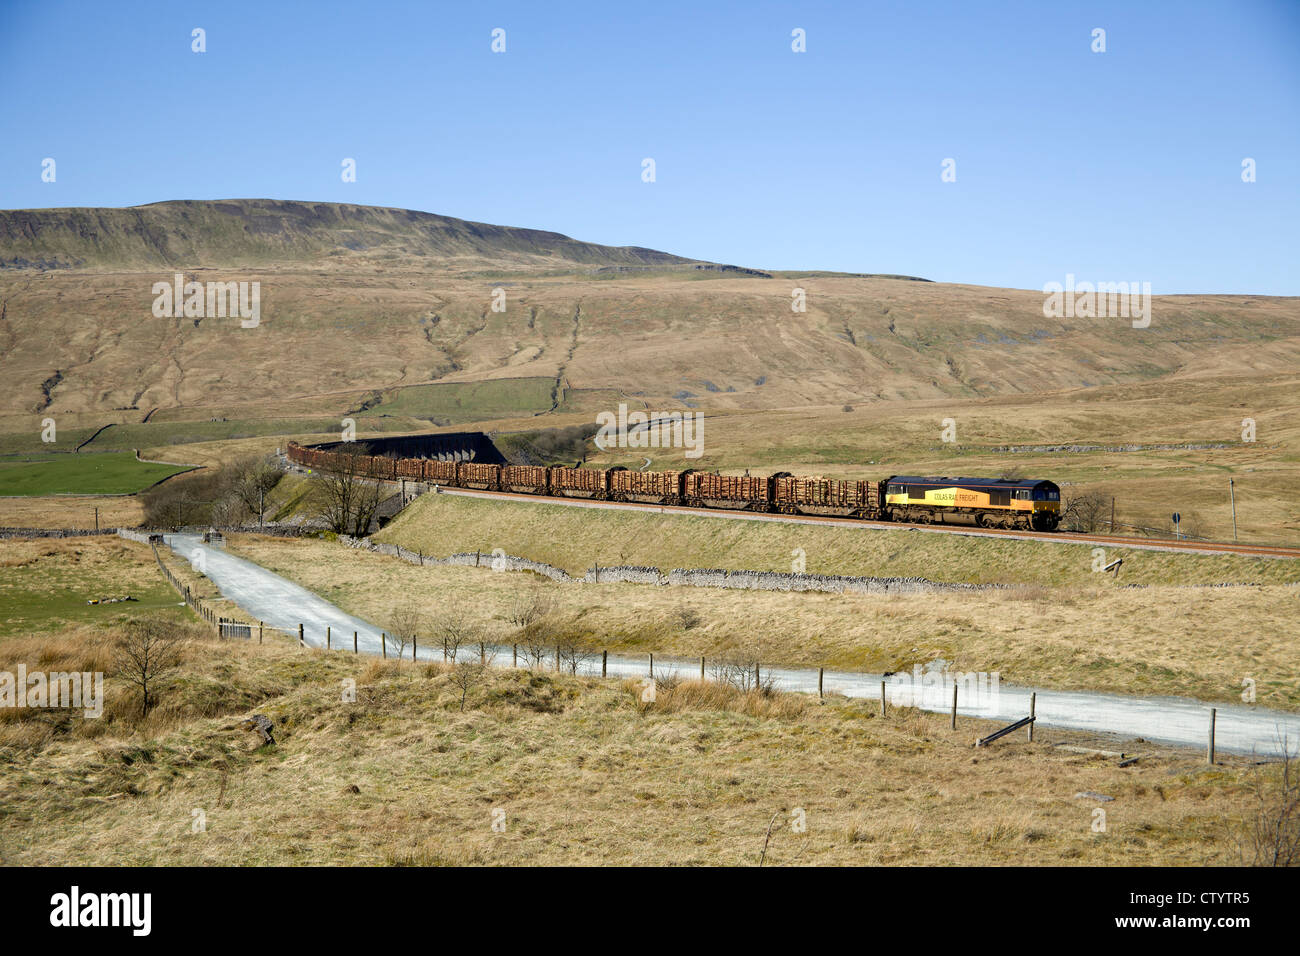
431,485 -> 1300,560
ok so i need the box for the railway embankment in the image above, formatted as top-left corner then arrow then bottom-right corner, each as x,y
371,492 -> 1300,589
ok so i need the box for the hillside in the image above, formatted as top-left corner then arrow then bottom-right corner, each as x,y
2,199 -> 1299,544
0,199 -> 709,272
0,199 -> 1297,421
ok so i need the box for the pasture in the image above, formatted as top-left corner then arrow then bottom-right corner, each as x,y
0,451 -> 193,496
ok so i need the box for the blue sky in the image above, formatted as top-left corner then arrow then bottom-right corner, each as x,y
1,0 -> 1297,293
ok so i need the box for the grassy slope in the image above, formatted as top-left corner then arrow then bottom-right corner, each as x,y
1,202 -> 1296,546
227,534 -> 1300,710
0,199 -> 704,271
375,492 -> 1300,587
0,537 -> 189,636
0,624 -> 1269,866
366,377 -> 556,421
0,495 -> 145,530
0,450 -> 192,496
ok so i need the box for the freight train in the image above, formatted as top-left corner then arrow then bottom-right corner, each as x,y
286,442 -> 1062,531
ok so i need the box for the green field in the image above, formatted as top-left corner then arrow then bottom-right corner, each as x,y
0,416 -> 429,460
0,428 -> 104,457
0,537 -> 192,637
0,451 -> 193,496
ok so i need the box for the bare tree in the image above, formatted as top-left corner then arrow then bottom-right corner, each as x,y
1061,490 -> 1110,533
649,666 -> 682,692
142,477 -> 216,530
517,617 -> 557,670
448,660 -> 489,711
113,620 -> 189,718
208,495 -> 246,527
386,603 -> 424,661
506,585 -> 553,631
434,599 -> 477,663
227,455 -> 283,522
673,605 -> 702,630
557,638 -> 596,676
509,586 -> 557,670
1241,739 -> 1300,867
310,445 -> 384,536
142,455 -> 282,530
709,654 -> 777,694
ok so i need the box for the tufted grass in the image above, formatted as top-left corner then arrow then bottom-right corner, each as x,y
0,620 -> 1275,866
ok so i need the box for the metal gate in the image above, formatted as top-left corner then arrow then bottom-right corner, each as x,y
219,619 -> 252,640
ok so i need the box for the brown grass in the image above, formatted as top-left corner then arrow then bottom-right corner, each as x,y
0,495 -> 144,530
226,533 -> 1300,710
4,254 -> 1298,548
0,623 -> 1274,866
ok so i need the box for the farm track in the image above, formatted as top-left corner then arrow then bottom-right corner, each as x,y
426,486 -> 1300,560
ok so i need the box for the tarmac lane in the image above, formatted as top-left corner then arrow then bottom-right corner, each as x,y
167,533 -> 1300,757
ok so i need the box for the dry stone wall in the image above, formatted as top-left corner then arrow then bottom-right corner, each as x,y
336,535 -> 991,594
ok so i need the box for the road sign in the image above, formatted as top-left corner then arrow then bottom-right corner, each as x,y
1172,512 -> 1180,524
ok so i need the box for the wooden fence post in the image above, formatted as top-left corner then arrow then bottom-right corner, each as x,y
326,626 -> 331,650
381,632 -> 386,659
298,623 -> 304,648
701,656 -> 706,681
1208,708 -> 1217,765
880,680 -> 887,717
819,667 -> 824,700
951,681 -> 958,730
1029,692 -> 1036,742
602,650 -> 607,678
353,631 -> 358,653
412,635 -> 417,661
556,645 -> 561,672
513,644 -> 518,667
755,661 -> 760,688
649,653 -> 654,678
259,621 -> 263,644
